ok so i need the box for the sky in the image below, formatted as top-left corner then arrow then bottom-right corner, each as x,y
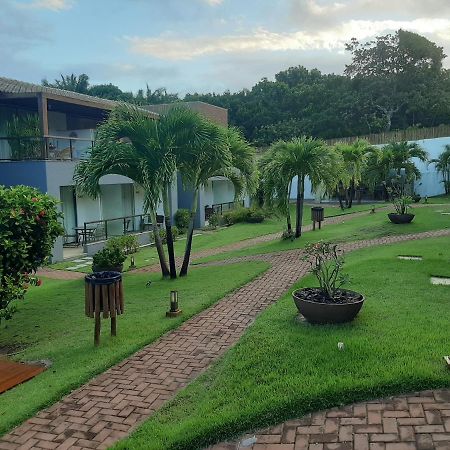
3,0 -> 450,96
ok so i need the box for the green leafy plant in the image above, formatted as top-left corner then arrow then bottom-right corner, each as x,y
5,114 -> 43,159
174,209 -> 190,232
388,187 -> 413,214
222,207 -> 266,226
106,235 -> 139,255
158,226 -> 179,244
0,185 -> 63,323
207,212 -> 220,229
281,229 -> 295,241
92,247 -> 126,271
304,241 -> 349,300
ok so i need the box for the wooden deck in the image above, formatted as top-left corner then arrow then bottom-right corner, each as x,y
0,359 -> 45,394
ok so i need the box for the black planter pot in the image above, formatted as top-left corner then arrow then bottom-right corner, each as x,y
292,288 -> 364,324
388,213 -> 415,224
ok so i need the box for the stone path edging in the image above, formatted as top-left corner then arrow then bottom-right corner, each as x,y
1,227 -> 449,449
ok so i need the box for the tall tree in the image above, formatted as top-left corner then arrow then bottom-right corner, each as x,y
74,104 -> 171,278
42,73 -> 90,94
177,124 -> 257,276
263,137 -> 341,238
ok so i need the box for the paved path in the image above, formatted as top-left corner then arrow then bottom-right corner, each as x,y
1,228 -> 449,450
210,389 -> 450,450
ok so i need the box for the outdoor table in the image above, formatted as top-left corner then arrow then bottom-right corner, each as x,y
74,226 -> 96,245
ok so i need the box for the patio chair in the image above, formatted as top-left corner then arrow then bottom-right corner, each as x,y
156,215 -> 164,228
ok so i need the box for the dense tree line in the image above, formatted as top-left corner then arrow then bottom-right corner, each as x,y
43,30 -> 450,145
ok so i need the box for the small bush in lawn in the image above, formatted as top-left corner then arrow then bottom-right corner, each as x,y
222,207 -> 266,226
92,246 -> 126,272
174,209 -> 190,232
107,235 -> 139,255
246,208 -> 265,223
0,185 -> 63,323
159,226 -> 179,244
281,229 -> 295,241
208,213 -> 220,229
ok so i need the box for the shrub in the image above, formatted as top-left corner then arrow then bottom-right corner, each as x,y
174,209 -> 191,231
304,241 -> 349,301
0,185 -> 63,323
92,246 -> 126,271
159,226 -> 179,244
281,229 -> 295,241
222,207 -> 266,226
106,235 -> 139,255
208,213 -> 220,229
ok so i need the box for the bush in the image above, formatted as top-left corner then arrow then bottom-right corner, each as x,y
208,213 -> 220,228
92,246 -> 126,271
222,207 -> 266,226
0,185 -> 63,323
174,209 -> 191,231
106,235 -> 139,255
159,226 -> 179,244
281,229 -> 295,241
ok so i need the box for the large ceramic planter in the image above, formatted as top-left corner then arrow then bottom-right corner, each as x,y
292,288 -> 364,324
388,213 -> 415,224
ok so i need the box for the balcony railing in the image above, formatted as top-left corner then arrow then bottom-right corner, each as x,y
67,213 -> 166,246
205,200 -> 245,220
0,135 -> 94,161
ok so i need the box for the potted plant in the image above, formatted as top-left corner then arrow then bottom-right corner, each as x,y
292,242 -> 364,324
92,246 -> 126,273
388,192 -> 415,224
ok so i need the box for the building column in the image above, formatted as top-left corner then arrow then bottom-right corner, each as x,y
37,93 -> 49,135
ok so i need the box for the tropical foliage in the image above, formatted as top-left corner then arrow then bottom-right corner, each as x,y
430,146 -> 450,194
5,114 -> 42,159
0,185 -> 63,323
261,137 -> 341,238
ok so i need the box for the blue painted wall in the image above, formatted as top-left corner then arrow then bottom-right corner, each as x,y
0,161 -> 47,192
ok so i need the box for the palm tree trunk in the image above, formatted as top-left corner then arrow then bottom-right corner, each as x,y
162,185 -> 177,279
286,181 -> 292,232
337,181 -> 345,210
348,178 -> 355,209
148,208 -> 170,278
295,175 -> 305,238
179,188 -> 199,277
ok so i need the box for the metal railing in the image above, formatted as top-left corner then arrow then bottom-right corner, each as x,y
71,213 -> 165,245
0,135 -> 94,161
205,200 -> 245,220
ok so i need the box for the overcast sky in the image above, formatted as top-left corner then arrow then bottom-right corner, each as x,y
3,0 -> 450,95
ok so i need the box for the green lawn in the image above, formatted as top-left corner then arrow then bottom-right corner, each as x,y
0,261 -> 269,435
425,193 -> 450,204
116,236 -> 450,450
52,203 -> 387,273
196,204 -> 450,263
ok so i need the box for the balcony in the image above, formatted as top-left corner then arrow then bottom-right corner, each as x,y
0,135 -> 94,161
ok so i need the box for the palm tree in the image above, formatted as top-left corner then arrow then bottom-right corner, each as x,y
42,73 -> 90,94
177,125 -> 257,276
335,139 -> 374,208
430,145 -> 450,194
74,105 -> 170,277
263,137 -> 341,238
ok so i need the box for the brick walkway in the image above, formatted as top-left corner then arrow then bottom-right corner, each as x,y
210,389 -> 450,450
1,228 -> 449,450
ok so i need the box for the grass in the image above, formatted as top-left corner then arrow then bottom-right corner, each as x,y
424,193 -> 450,204
51,203 -> 387,273
196,204 -> 450,263
0,261 -> 269,435
116,236 -> 450,450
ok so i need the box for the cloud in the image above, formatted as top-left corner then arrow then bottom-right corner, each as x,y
18,0 -> 73,11
202,0 -> 224,4
126,18 -> 450,60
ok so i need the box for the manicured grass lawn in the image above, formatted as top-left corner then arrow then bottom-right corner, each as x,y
0,262 -> 269,435
426,193 -> 450,204
196,204 -> 450,263
116,236 -> 450,450
51,203 -> 387,273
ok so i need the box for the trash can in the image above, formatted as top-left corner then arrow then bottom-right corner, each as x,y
85,271 -> 124,346
311,207 -> 325,230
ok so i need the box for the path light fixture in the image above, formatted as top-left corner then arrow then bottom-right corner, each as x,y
129,256 -> 136,269
166,290 -> 182,317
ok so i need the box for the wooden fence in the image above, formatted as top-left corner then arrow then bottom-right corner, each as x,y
325,124 -> 450,146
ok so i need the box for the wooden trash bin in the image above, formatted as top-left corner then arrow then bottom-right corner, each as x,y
85,271 -> 124,346
311,206 -> 324,231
